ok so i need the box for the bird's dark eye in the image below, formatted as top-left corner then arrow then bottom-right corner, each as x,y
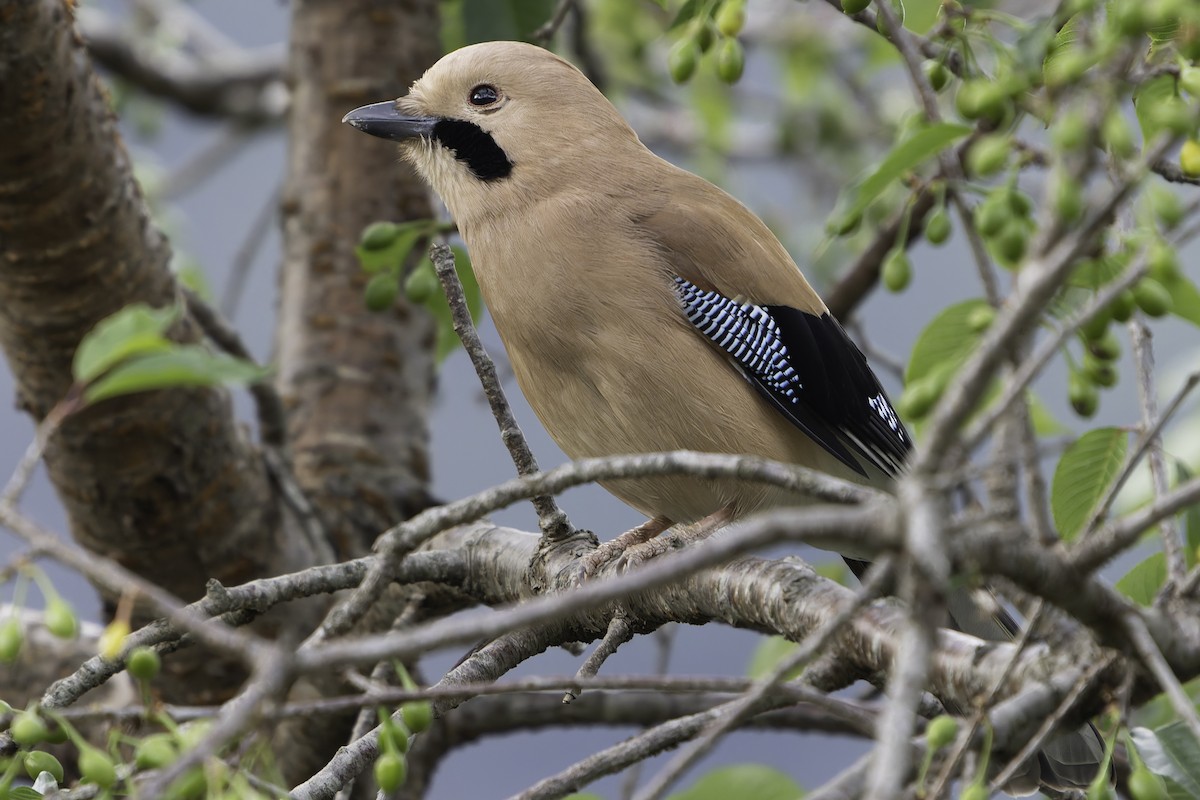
469,84 -> 500,106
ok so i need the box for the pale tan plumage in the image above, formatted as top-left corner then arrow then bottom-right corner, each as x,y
391,42 -> 857,525
343,41 -> 1106,794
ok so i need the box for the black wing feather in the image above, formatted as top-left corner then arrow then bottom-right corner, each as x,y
673,277 -> 911,479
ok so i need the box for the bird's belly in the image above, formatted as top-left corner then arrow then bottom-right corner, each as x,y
508,319 -> 859,524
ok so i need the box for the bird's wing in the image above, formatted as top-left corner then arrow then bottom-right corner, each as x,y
671,277 -> 910,478
635,173 -> 911,479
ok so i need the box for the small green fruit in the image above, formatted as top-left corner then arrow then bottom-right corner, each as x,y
955,80 -> 988,120
1051,109 -> 1090,152
923,60 -> 951,92
1044,50 -> 1093,88
994,220 -> 1029,267
1088,778 -> 1116,800
827,211 -> 862,237
365,273 -> 400,312
1147,242 -> 1181,282
23,751 -> 64,784
43,599 -> 78,640
926,715 -> 959,749
77,745 -> 116,788
1006,189 -> 1033,218
1053,175 -> 1084,222
169,767 -> 208,800
1069,372 -> 1100,418
668,39 -> 699,84
1102,111 -> 1137,158
882,249 -> 912,292
716,38 -> 745,83
1132,277 -> 1173,317
1078,308 -> 1110,341
715,1 -> 746,37
1146,184 -> 1183,229
967,134 -> 1011,177
1109,289 -> 1136,322
0,619 -> 22,663
127,647 -> 161,681
975,197 -> 1010,238
1128,767 -> 1167,800
401,701 -> 433,734
1088,329 -> 1121,361
360,222 -> 399,251
10,711 -> 50,746
1181,139 -> 1200,177
1083,355 -> 1118,388
375,753 -> 408,792
1182,66 -> 1200,98
923,207 -> 951,245
841,0 -> 871,13
1147,98 -> 1194,138
693,19 -> 717,53
135,733 -> 178,769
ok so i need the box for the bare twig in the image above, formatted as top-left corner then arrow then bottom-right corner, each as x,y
305,450 -> 879,646
531,0 -> 575,43
220,184 -> 281,320
563,614 -> 633,703
1130,321 -> 1186,592
1125,611 -> 1200,744
987,658 -> 1110,791
630,558 -> 894,800
429,244 -> 572,542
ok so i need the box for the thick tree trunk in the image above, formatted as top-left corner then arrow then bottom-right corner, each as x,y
278,0 -> 441,556
0,0 -> 323,704
274,0 -> 442,783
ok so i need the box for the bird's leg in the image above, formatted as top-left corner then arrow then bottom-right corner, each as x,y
579,514 -> 673,578
632,505 -> 736,562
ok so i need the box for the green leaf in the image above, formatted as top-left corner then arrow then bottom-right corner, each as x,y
1042,13 -> 1081,74
1067,255 -> 1127,290
1132,723 -> 1200,798
1134,75 -> 1177,146
73,304 -> 180,384
746,636 -> 801,681
9,788 -> 46,800
1159,270 -> 1200,328
668,765 -> 804,800
1028,391 -> 1068,436
1116,551 -> 1166,606
1051,427 -> 1128,541
668,0 -> 706,31
84,346 -> 270,404
834,123 -> 971,226
904,299 -> 991,384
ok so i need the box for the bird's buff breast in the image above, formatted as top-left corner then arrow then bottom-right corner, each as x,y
475,259 -> 847,524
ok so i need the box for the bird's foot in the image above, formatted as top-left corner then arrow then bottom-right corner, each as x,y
577,515 -> 673,580
581,507 -> 737,581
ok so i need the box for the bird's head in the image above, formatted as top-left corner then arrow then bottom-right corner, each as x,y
343,41 -> 642,224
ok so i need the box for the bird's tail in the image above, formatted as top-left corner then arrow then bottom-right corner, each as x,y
945,584 -> 1108,796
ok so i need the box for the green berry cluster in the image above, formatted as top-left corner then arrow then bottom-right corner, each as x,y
668,0 -> 747,84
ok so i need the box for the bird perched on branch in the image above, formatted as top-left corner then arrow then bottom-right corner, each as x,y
344,40 -> 1105,794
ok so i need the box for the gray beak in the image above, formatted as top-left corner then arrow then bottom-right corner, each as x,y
342,101 -> 437,141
